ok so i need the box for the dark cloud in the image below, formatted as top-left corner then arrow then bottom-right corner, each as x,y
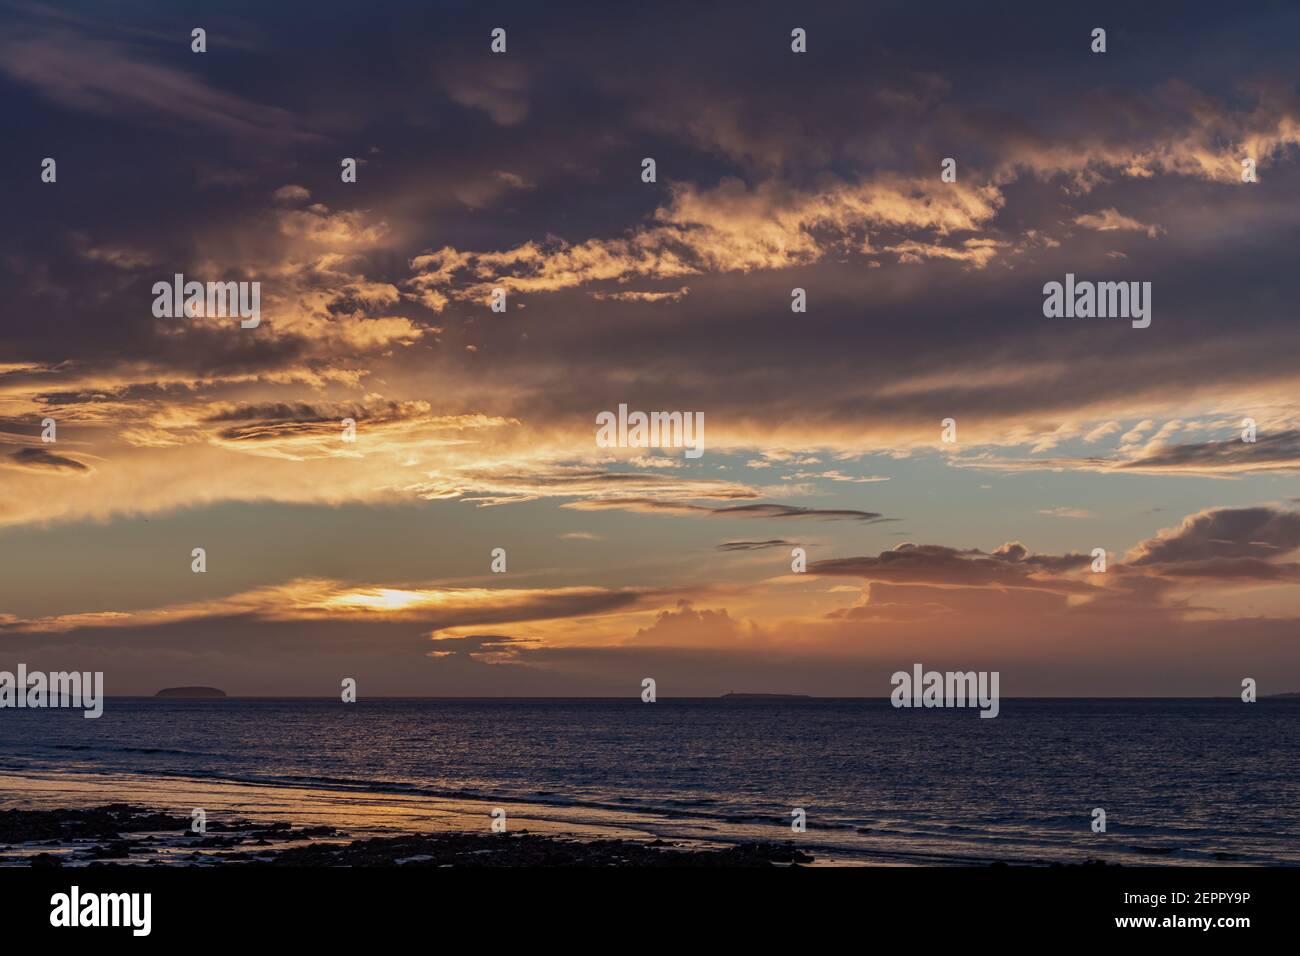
1115,430 -> 1300,474
717,539 -> 794,551
0,29 -> 318,143
809,509 -> 1300,592
809,542 -> 1090,589
0,0 -> 1297,485
1149,557 -> 1300,582
204,400 -> 449,442
425,634 -> 532,661
1128,506 -> 1300,565
716,504 -> 889,521
5,446 -> 89,473
570,498 -> 887,521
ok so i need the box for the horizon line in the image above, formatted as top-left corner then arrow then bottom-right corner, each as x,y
105,694 -> 1297,700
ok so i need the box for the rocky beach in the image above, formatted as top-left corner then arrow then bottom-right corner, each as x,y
1,804 -> 814,868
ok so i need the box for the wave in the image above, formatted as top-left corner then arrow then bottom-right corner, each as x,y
36,742 -> 223,758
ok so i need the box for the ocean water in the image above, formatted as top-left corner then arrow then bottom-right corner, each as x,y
1,697 -> 1297,865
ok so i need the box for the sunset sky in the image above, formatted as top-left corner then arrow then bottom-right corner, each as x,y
3,0 -> 1300,695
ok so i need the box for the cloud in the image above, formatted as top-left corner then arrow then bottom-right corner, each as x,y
803,508 -> 1300,601
961,429 -> 1300,478
808,542 -> 1092,590
1115,430 -> 1300,475
994,78 -> 1300,187
590,286 -> 690,303
6,506 -> 1300,695
412,466 -> 760,508
564,499 -> 888,521
792,469 -> 889,484
1073,207 -> 1164,238
423,633 -> 532,663
406,173 -> 1004,302
1083,421 -> 1121,443
0,31 -> 316,144
630,600 -> 752,646
1127,506 -> 1300,566
452,169 -> 538,210
203,401 -> 512,459
273,185 -> 312,205
69,231 -> 154,270
829,581 -> 1068,620
1120,420 -> 1156,444
717,539 -> 795,551
442,63 -> 529,126
1037,506 -> 1093,518
492,170 -> 533,190
275,206 -> 390,246
883,237 -> 1009,269
0,577 -> 677,635
4,446 -> 90,473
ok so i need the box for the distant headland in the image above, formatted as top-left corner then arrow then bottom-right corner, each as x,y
721,692 -> 812,700
154,686 -> 226,699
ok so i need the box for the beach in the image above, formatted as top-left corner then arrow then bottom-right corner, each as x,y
0,769 -> 832,867
1,800 -> 815,868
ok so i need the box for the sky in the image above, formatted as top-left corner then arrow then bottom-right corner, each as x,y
2,0 -> 1300,696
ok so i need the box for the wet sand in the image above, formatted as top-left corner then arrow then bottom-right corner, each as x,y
2,803 -> 814,868
0,771 -> 822,867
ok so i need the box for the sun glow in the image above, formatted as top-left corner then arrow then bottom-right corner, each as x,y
324,588 -> 435,612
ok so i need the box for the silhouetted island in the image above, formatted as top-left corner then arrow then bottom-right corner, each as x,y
720,692 -> 812,700
154,686 -> 226,699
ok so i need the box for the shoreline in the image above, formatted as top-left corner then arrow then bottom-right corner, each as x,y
1,803 -> 818,868
0,770 -> 851,868
2,769 -> 1266,868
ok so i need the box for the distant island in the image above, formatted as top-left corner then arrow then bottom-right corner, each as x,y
721,692 -> 812,700
154,686 -> 226,699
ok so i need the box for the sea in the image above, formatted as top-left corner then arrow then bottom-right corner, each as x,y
1,697 -> 1296,866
